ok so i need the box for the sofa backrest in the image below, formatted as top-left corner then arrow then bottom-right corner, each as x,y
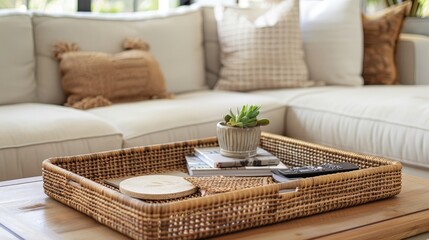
0,11 -> 37,105
32,7 -> 206,105
403,18 -> 429,37
201,7 -> 221,89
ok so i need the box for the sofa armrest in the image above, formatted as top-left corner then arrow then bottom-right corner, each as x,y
396,33 -> 429,85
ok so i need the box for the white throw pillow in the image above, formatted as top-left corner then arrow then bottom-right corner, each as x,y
215,0 -> 317,91
300,0 -> 363,85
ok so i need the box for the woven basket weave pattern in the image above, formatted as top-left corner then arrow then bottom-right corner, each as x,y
42,133 -> 401,240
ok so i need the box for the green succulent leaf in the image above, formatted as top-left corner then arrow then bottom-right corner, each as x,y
224,114 -> 232,123
246,121 -> 258,127
237,105 -> 246,122
229,109 -> 235,119
235,122 -> 244,128
257,118 -> 270,126
222,105 -> 270,128
248,110 -> 259,119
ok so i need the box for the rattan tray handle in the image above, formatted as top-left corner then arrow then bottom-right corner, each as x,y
277,164 -> 402,196
278,180 -> 301,190
277,169 -> 368,192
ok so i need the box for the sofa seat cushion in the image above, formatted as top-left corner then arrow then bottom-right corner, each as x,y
255,86 -> 429,168
0,104 -> 122,180
88,90 -> 285,147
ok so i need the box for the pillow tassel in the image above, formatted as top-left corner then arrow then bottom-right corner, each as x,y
123,38 -> 150,51
67,96 -> 112,110
53,42 -> 80,60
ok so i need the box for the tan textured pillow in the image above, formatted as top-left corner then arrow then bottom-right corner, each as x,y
53,38 -> 171,110
362,3 -> 410,85
215,0 -> 318,91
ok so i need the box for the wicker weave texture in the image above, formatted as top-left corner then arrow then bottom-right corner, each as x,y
42,133 -> 401,240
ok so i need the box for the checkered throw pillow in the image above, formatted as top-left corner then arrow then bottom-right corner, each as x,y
215,0 -> 316,91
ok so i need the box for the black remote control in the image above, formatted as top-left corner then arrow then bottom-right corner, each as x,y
274,162 -> 359,178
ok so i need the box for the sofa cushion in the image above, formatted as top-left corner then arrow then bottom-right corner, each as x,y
32,7 -> 206,104
87,90 -> 285,147
362,3 -> 409,85
300,0 -> 363,86
54,39 -> 171,109
0,11 -> 37,105
214,0 -> 313,91
403,17 -> 429,36
255,86 -> 429,168
0,103 -> 122,180
201,0 -> 363,87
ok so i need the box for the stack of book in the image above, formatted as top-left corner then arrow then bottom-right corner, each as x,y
186,147 -> 288,177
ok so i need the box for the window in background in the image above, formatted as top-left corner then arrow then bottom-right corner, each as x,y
90,0 -> 180,12
0,0 -> 77,12
417,0 -> 429,16
137,0 -> 159,11
238,0 -> 268,7
365,0 -> 388,13
194,0 -> 236,6
157,0 -> 179,11
0,0 -> 180,12
237,0 -> 429,17
0,0 -> 27,10
2,0 -> 425,16
92,0 -> 134,12
30,0 -> 77,12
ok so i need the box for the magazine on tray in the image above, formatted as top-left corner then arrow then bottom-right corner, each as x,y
194,146 -> 280,168
185,155 -> 287,177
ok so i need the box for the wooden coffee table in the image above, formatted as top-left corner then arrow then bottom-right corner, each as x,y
1,174 -> 429,240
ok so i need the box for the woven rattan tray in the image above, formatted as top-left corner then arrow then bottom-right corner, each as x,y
42,132 -> 401,240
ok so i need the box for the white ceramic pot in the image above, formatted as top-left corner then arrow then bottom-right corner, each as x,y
216,122 -> 261,158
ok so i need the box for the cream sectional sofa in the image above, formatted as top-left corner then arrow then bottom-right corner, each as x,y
0,6 -> 428,181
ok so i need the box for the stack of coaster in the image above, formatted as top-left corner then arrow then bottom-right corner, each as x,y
119,175 -> 197,200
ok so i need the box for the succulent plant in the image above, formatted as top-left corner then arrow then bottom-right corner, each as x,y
223,105 -> 270,128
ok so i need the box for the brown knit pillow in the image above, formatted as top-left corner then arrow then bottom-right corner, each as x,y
362,3 -> 410,85
53,38 -> 172,110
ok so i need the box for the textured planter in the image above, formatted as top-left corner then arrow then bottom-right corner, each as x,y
216,122 -> 261,158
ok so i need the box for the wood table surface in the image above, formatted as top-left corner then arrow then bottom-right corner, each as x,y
1,174 -> 429,240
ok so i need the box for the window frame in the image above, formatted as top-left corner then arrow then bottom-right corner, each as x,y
77,0 -> 189,12
77,0 -> 91,11
11,0 -> 189,12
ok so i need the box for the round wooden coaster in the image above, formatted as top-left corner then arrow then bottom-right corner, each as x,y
119,175 -> 197,200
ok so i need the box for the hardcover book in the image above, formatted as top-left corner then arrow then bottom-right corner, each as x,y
194,147 -> 280,168
185,155 -> 288,177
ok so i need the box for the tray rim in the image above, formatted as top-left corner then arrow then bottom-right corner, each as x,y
42,132 -> 402,209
